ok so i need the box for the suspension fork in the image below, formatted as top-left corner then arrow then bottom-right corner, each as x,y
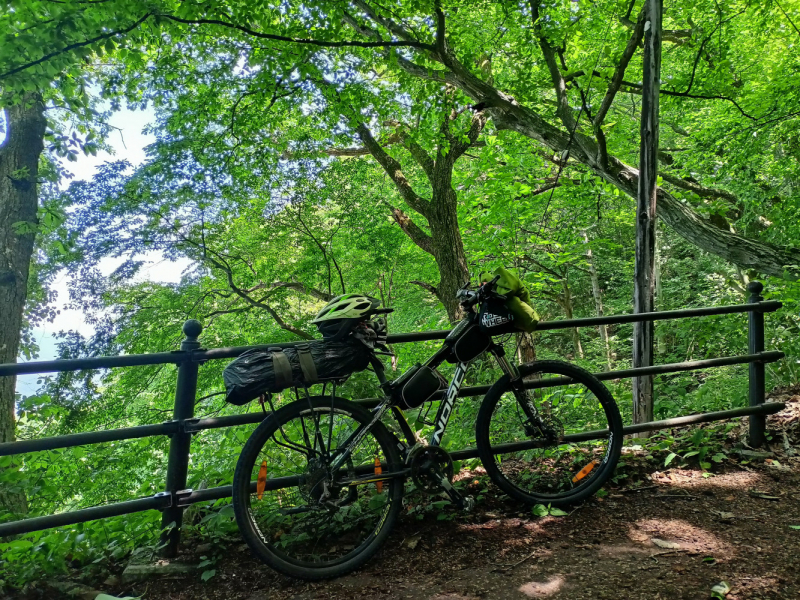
488,344 -> 542,424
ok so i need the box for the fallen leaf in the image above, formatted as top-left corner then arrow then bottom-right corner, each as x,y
712,511 -> 736,520
711,581 -> 731,598
652,538 -> 681,549
748,490 -> 780,501
406,535 -> 421,549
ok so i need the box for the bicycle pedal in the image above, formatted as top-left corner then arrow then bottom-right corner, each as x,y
459,495 -> 476,512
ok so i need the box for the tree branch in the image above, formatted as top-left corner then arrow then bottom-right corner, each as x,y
0,13 -> 152,81
325,146 -> 372,157
659,172 -> 740,203
451,109 -> 488,160
398,131 -> 436,181
620,5 -> 692,45
391,54 -> 459,85
611,78 -> 757,121
353,121 -> 431,217
391,208 -> 434,255
157,14 -> 435,51
775,0 -> 800,38
527,0 -> 576,132
410,280 -> 439,297
593,6 -> 646,129
351,0 -> 421,45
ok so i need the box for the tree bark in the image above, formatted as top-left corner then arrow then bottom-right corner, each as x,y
427,162 -> 470,322
632,0 -> 662,427
583,231 -> 613,371
351,118 -> 474,323
560,274 -> 584,359
0,93 -> 46,513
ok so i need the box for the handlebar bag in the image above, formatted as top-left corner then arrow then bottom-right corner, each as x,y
478,297 -> 519,335
479,267 -> 539,333
223,339 -> 372,405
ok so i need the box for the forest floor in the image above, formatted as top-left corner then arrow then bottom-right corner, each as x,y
13,392 -> 800,600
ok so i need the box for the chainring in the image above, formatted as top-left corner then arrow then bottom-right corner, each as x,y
408,445 -> 454,495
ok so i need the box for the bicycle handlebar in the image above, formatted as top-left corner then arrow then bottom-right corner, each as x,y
457,275 -> 501,309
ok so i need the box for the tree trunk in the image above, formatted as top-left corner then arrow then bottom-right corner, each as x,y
632,0 -> 661,427
516,331 -> 538,382
583,231 -> 612,370
429,183 -> 470,323
0,94 -> 46,513
351,119 -> 473,324
560,274 -> 584,359
516,331 -> 536,364
655,229 -> 666,355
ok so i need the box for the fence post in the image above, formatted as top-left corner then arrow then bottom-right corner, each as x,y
159,319 -> 202,557
747,282 -> 766,447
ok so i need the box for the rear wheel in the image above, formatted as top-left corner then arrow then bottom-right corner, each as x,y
232,396 -> 404,580
476,360 -> 622,506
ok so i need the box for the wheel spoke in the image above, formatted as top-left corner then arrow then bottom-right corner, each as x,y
478,361 -> 622,506
234,397 -> 403,577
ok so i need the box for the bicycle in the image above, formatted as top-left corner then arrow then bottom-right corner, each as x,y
232,277 -> 623,579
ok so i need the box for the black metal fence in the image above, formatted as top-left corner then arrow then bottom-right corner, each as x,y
0,281 -> 787,555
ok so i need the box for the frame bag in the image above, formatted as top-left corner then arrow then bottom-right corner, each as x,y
388,363 -> 446,410
224,340 -> 372,406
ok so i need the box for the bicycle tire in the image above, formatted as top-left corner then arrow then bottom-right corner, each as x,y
232,396 -> 404,580
476,360 -> 622,506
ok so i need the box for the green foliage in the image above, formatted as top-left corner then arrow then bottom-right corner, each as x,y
532,504 -> 568,518
654,424 -> 734,471
3,0 -> 800,589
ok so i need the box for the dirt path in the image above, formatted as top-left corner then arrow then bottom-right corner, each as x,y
13,393 -> 800,600
97,457 -> 800,600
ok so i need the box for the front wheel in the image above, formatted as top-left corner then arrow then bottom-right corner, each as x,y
232,396 -> 404,580
476,360 -> 622,507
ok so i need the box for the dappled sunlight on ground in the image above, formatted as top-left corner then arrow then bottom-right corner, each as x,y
728,575 -> 783,599
648,468 -> 764,490
628,518 -> 735,556
518,575 -> 565,598
594,542 -> 651,558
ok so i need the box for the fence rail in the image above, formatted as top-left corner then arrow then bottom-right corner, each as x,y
0,282 -> 786,553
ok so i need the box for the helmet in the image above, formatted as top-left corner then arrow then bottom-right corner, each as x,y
311,294 -> 381,340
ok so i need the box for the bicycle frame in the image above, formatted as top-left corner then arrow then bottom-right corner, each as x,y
329,332 -> 523,474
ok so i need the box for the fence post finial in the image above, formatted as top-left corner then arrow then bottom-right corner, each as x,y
747,281 -> 764,299
182,320 -> 203,348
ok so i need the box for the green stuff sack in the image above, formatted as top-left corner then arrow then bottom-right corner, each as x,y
480,267 -> 539,333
